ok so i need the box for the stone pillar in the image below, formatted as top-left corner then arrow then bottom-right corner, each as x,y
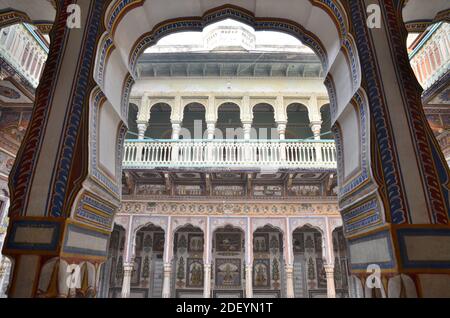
162,263 -> 172,298
276,122 -> 287,140
171,122 -> 181,139
340,2 -> 450,297
2,1 -> 115,298
245,264 -> 253,298
171,121 -> 181,162
137,122 -> 148,140
203,263 -> 211,298
324,264 -> 336,299
121,263 -> 134,298
310,121 -> 322,140
136,95 -> 150,139
243,122 -> 252,140
245,220 -> 253,298
206,122 -> 216,140
276,121 -> 287,161
285,264 -> 295,298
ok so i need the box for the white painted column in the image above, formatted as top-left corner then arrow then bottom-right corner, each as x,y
276,122 -> 286,140
171,122 -> 181,139
324,264 -> 336,298
285,219 -> 295,298
243,122 -> 252,140
245,264 -> 253,298
171,121 -> 181,163
121,263 -> 134,298
310,121 -> 322,140
203,217 -> 211,298
285,264 -> 295,298
120,215 -> 135,297
206,121 -> 216,140
203,264 -> 212,298
276,121 -> 287,161
324,217 -> 336,298
137,122 -> 147,140
245,219 -> 253,298
136,95 -> 150,140
162,263 -> 172,298
162,216 -> 173,298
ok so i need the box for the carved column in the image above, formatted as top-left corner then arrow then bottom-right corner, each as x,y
136,95 -> 150,139
245,220 -> 253,298
285,264 -> 295,298
324,264 -> 336,299
121,263 -> 134,298
161,263 -> 172,298
137,123 -> 147,140
162,217 -> 173,298
243,122 -> 252,140
206,122 -> 216,140
203,263 -> 211,298
171,122 -> 181,139
203,217 -> 212,298
276,122 -> 287,140
171,121 -> 181,162
245,264 -> 253,298
310,121 -> 322,140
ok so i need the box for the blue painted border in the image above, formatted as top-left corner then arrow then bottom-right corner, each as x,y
5,220 -> 61,251
63,224 -> 109,257
347,229 -> 395,270
397,228 -> 450,269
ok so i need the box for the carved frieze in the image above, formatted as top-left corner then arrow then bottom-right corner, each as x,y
118,201 -> 340,216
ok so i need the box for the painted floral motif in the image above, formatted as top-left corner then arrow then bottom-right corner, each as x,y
0,85 -> 20,99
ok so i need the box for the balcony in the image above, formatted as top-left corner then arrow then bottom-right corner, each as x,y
122,139 -> 337,170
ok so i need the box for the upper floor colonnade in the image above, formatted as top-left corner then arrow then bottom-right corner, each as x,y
130,92 -> 330,141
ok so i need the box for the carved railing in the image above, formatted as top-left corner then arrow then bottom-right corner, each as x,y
0,24 -> 48,88
123,139 -> 337,170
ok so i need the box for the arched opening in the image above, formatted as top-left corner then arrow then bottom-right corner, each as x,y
126,103 -> 139,139
212,225 -> 245,298
252,104 -> 276,140
320,104 -> 333,140
286,104 -> 312,139
253,225 -> 285,298
181,103 -> 206,140
126,223 -> 166,298
217,103 -> 242,139
173,224 -> 204,298
147,103 -> 172,140
291,225 -> 325,298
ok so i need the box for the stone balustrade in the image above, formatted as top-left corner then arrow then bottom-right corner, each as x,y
123,139 -> 337,170
0,24 -> 48,88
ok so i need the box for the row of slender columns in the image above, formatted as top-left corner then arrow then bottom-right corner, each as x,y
119,259 -> 336,299
135,94 -> 326,141
141,120 -> 323,141
119,229 -> 336,298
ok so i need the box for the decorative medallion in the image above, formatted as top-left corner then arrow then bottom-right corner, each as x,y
0,85 -> 20,100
